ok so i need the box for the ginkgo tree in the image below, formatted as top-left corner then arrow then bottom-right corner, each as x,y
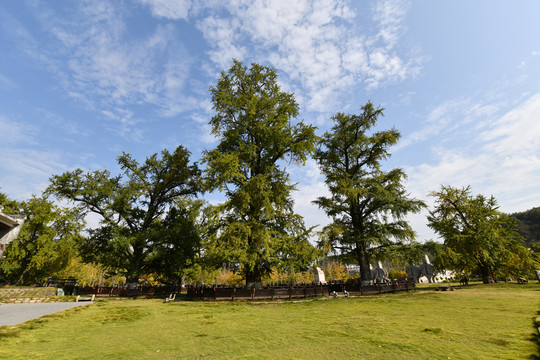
315,102 -> 426,284
427,185 -> 536,283
203,60 -> 318,287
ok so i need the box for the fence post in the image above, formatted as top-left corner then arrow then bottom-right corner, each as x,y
232,287 -> 235,301
288,284 -> 292,300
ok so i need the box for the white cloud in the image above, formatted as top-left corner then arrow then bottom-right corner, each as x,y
191,113 -> 217,145
15,1 -> 205,139
372,0 -> 409,49
0,149 -> 67,200
0,114 -> 80,200
396,98 -> 500,150
0,116 -> 36,145
195,0 -> 421,113
406,92 -> 540,216
480,93 -> 540,157
290,159 -> 330,240
138,0 -> 191,20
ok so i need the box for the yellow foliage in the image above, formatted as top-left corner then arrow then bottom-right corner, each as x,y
322,261 -> 349,282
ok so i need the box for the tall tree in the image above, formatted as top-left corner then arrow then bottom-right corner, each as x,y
48,146 -> 200,285
0,196 -> 83,285
315,102 -> 426,284
203,60 -> 318,287
427,185 -> 536,283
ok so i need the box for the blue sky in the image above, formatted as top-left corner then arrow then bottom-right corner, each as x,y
1,0 -> 540,242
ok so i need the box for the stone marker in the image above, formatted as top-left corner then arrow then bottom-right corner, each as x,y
314,267 -> 326,284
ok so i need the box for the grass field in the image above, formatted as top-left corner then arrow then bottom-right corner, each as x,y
0,283 -> 538,359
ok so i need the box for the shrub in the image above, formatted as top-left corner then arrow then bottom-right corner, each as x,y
388,269 -> 407,280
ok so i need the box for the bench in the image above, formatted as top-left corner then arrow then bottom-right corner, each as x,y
165,293 -> 176,302
517,277 -> 528,284
76,294 -> 95,302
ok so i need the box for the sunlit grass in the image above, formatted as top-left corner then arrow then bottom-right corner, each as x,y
0,283 -> 538,359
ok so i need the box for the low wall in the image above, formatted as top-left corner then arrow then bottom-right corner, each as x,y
0,287 -> 58,303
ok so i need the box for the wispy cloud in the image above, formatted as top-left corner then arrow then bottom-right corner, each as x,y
290,159 -> 330,236
405,92 -> 540,213
0,116 -> 36,145
9,1 -> 204,141
137,0 -> 192,20
0,114 -> 71,199
194,0 -> 421,113
0,149 -> 67,200
396,97 -> 500,151
0,73 -> 18,90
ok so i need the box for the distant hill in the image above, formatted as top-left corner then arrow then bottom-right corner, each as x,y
509,207 -> 540,250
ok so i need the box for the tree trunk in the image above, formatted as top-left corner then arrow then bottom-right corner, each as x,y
357,243 -> 372,285
245,267 -> 262,289
17,268 -> 28,286
126,275 -> 139,289
479,263 -> 491,284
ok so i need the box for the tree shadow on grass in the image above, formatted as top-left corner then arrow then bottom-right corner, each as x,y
531,310 -> 540,360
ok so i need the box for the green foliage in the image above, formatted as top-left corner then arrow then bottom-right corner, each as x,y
315,102 -> 426,283
427,185 -> 537,283
203,60 -> 319,285
510,206 -> 540,248
0,196 -> 83,285
56,258 -> 126,287
183,263 -> 221,285
0,191 -> 22,214
47,146 -> 200,284
265,267 -> 315,284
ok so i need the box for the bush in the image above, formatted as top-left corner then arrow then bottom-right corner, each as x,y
216,269 -> 243,286
264,268 -> 314,285
322,261 -> 349,282
388,269 -> 407,280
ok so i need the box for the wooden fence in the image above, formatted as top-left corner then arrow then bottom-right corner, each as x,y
70,280 -> 415,300
76,286 -> 178,297
186,280 -> 416,301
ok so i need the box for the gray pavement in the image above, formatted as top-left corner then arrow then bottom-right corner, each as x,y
0,302 -> 91,326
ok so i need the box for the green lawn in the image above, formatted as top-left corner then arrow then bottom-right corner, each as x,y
1,283 -> 538,359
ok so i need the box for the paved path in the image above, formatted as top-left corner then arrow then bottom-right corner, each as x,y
0,302 -> 91,326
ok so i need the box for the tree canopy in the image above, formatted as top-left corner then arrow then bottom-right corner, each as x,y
47,145 -> 201,285
0,196 -> 83,285
203,60 -> 319,286
427,185 -> 537,283
315,102 -> 426,284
